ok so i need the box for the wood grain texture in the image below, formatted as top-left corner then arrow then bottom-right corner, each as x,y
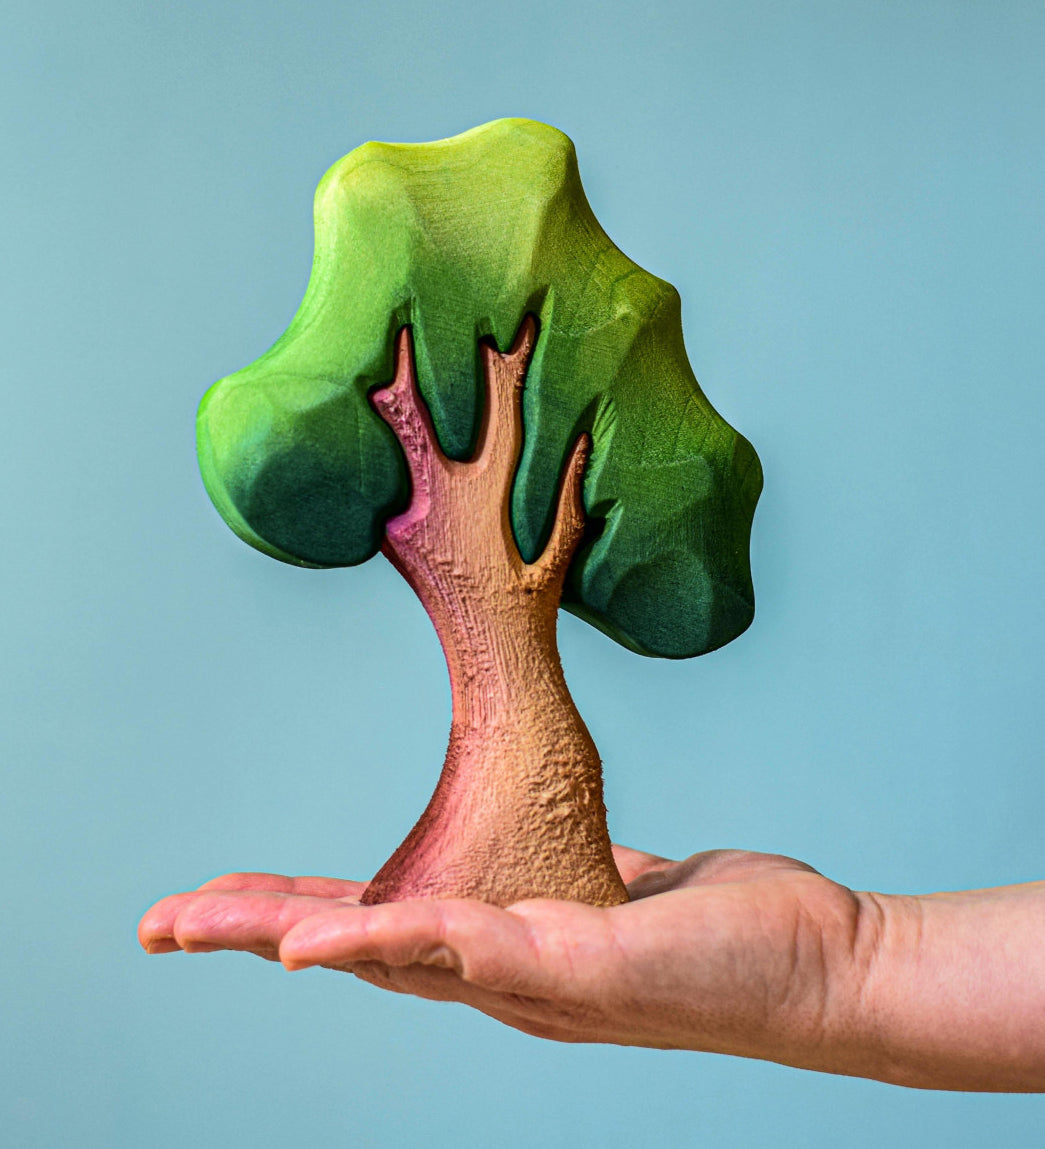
361,319 -> 628,907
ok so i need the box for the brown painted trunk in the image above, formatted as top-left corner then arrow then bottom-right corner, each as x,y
361,317 -> 628,908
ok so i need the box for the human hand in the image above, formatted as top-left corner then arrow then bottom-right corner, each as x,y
138,846 -> 863,1063
139,846 -> 1045,1091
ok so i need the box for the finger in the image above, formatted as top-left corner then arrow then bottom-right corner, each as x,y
669,850 -> 821,890
280,899 -> 548,995
347,961 -> 540,1024
344,959 -> 541,1017
611,843 -> 673,885
315,902 -> 628,1045
348,959 -> 599,1045
139,892 -> 204,953
172,891 -> 347,960
138,876 -> 363,955
140,938 -> 183,955
347,959 -> 471,1000
344,960 -> 563,1032
198,872 -> 366,900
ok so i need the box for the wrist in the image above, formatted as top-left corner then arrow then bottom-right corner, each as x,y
832,885 -> 1045,1090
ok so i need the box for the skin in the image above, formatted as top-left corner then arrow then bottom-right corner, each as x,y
138,846 -> 1045,1091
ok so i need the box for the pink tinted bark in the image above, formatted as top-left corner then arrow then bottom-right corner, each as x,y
363,318 -> 627,907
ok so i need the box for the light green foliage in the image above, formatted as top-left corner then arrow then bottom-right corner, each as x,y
198,118 -> 761,657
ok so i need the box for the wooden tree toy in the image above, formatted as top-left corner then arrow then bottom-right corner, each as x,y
198,118 -> 762,908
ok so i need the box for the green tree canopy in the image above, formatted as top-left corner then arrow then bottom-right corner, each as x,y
197,118 -> 761,657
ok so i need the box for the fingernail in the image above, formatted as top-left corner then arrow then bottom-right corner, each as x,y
144,939 -> 180,955
281,958 -> 315,972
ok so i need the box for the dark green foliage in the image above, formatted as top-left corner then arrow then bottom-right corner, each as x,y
198,118 -> 761,657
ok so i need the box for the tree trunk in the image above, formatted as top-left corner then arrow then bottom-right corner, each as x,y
361,316 -> 628,907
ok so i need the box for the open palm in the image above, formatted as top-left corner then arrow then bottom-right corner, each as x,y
139,846 -> 864,1061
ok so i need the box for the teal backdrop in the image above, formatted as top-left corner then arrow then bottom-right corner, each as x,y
3,2 -> 1044,1145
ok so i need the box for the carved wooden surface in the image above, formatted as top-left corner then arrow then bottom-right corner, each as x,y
363,319 -> 628,906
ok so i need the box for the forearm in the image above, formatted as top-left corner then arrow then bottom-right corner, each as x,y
833,882 -> 1045,1090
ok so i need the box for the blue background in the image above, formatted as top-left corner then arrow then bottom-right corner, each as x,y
3,2 -> 1044,1145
